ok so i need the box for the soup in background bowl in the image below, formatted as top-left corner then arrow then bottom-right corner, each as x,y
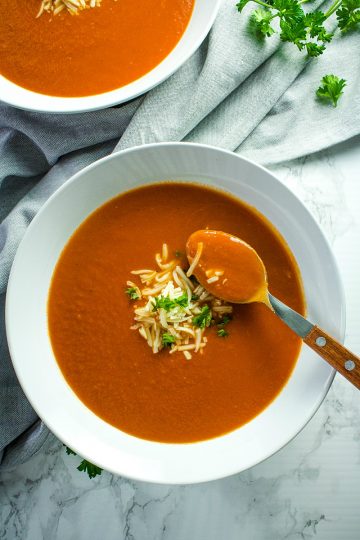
6,143 -> 344,484
0,0 -> 221,113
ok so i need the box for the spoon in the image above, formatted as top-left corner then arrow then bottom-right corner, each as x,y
186,229 -> 360,390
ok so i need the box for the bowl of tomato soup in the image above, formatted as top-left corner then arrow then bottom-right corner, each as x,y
6,143 -> 345,483
0,0 -> 220,113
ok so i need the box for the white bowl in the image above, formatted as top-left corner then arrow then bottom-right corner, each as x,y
6,143 -> 345,484
0,0 -> 220,113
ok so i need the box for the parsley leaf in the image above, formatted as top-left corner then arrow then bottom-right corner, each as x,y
162,333 -> 176,346
337,0 -> 360,31
250,8 -> 276,36
316,74 -> 346,106
192,305 -> 212,329
273,0 -> 304,22
125,287 -> 140,300
304,11 -> 326,36
77,460 -> 103,479
305,42 -> 326,56
64,446 -> 102,479
217,328 -> 229,337
279,18 -> 307,47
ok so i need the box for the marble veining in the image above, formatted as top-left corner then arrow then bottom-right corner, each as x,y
1,135 -> 360,540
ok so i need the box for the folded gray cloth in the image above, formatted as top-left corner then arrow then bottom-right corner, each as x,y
1,0 -> 359,470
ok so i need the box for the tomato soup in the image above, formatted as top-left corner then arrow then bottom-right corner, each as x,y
0,0 -> 194,97
48,183 -> 305,443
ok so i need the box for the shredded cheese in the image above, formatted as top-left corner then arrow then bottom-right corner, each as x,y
127,244 -> 233,359
186,242 -> 203,277
37,0 -> 103,17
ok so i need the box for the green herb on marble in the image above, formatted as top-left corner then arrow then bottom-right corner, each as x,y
64,446 -> 103,479
77,460 -> 103,479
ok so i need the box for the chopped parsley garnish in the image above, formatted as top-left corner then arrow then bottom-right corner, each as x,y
173,293 -> 189,308
125,287 -> 140,300
217,328 -> 229,338
316,74 -> 346,107
162,333 -> 176,346
175,250 -> 183,258
217,315 -> 232,336
191,294 -> 199,301
217,315 -> 232,327
193,305 -> 212,329
64,446 -> 102,479
152,293 -> 189,312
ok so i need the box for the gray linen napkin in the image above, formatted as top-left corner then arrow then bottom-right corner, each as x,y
1,0 -> 359,470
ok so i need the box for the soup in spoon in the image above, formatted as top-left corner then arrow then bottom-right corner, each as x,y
186,229 -> 270,305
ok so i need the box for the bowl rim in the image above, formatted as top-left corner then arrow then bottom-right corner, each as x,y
5,142 -> 345,484
0,0 -> 222,114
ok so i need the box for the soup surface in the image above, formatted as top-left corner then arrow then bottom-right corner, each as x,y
48,183 -> 305,443
0,0 -> 194,97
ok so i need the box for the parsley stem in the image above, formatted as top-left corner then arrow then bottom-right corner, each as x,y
251,0 -> 273,9
324,0 -> 342,18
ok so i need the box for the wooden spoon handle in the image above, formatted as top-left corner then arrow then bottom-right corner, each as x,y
304,326 -> 360,389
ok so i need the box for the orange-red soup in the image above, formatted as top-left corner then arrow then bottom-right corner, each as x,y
48,183 -> 305,443
0,0 -> 194,97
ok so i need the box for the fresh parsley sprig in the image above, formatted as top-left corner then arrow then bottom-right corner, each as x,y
236,0 -> 358,103
237,0 -> 337,57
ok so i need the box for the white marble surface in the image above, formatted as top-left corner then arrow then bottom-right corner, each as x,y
1,136 -> 360,540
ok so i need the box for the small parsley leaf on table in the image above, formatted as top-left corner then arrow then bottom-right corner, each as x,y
316,74 -> 346,106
